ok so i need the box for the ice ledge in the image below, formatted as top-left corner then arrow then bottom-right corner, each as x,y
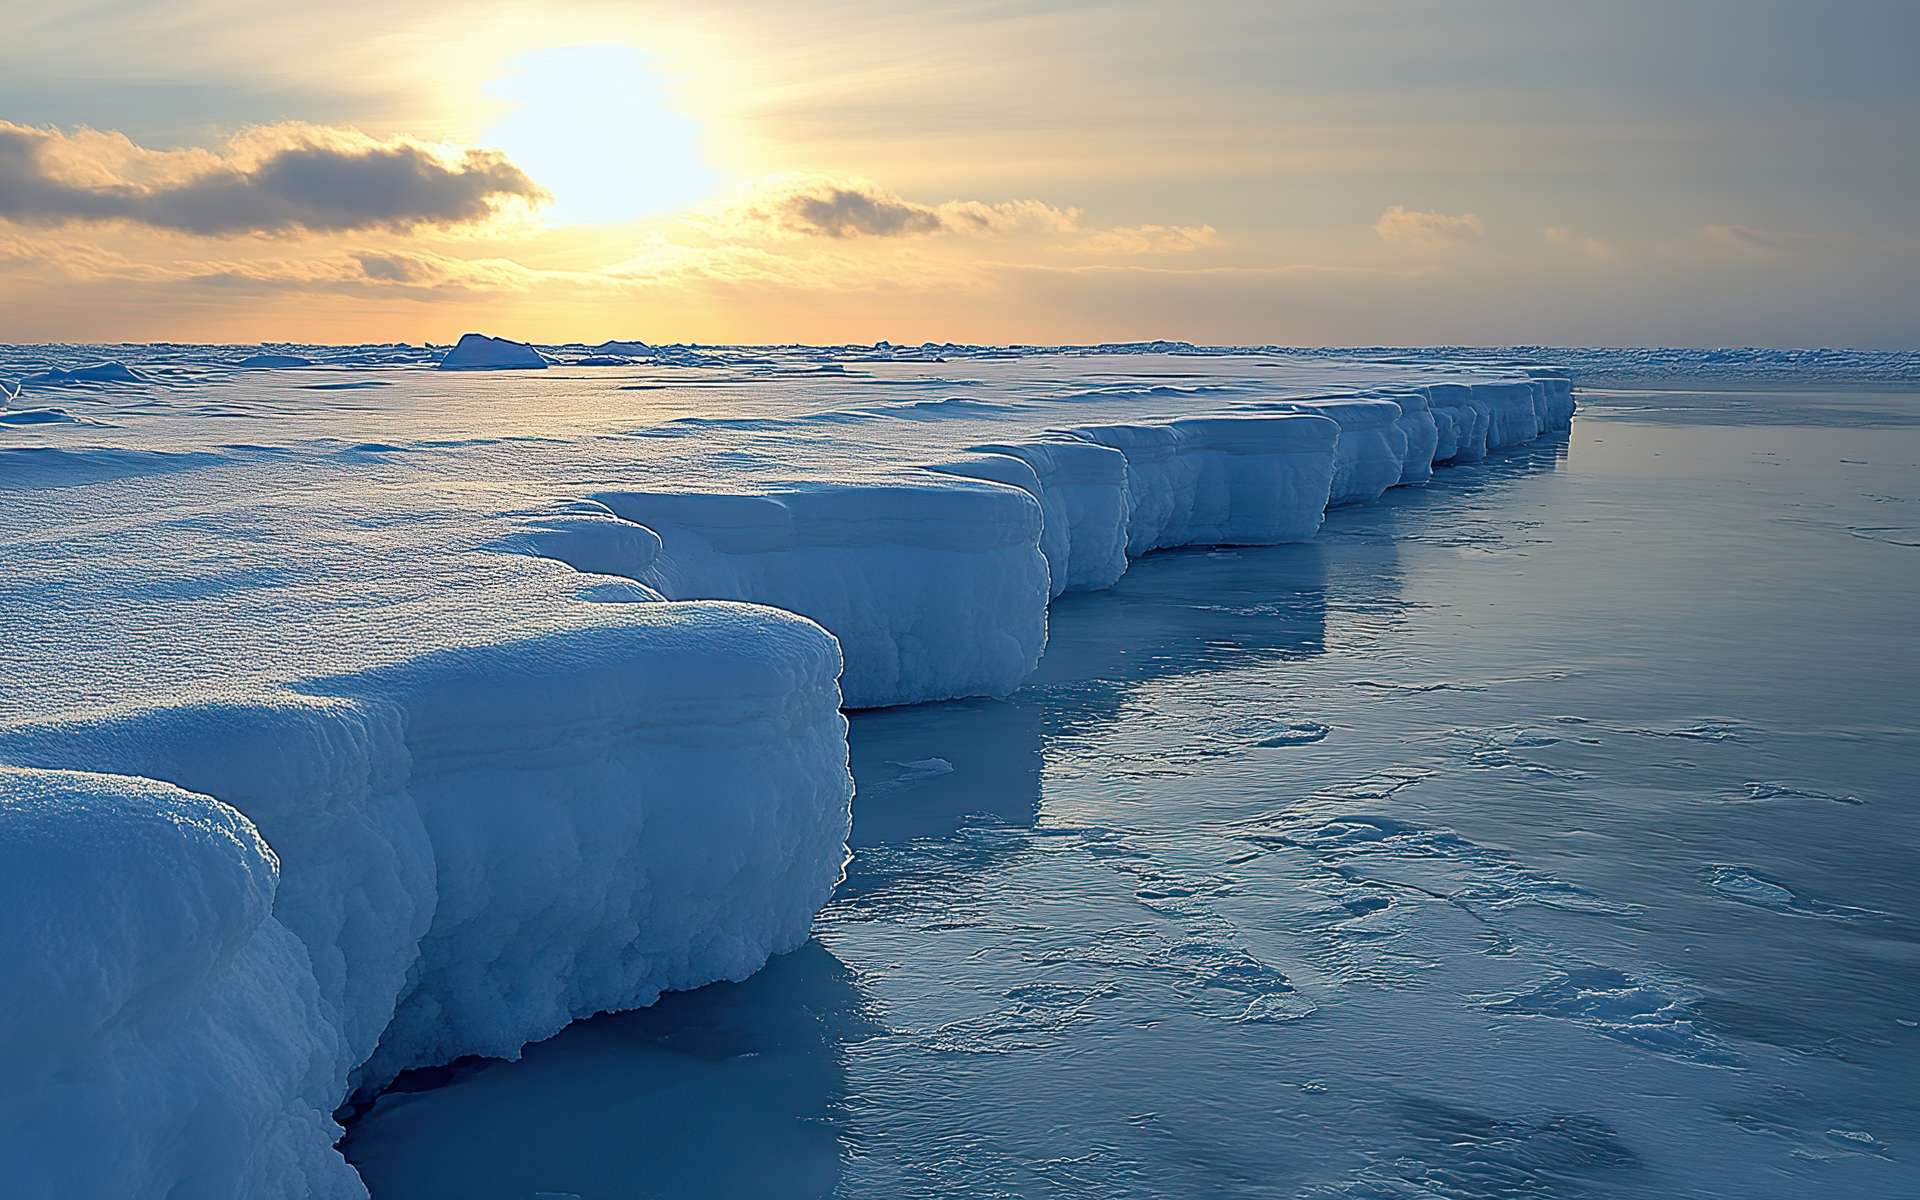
1,608 -> 853,1200
526,372 -> 1573,708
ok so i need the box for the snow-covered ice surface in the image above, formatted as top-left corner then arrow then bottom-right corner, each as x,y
339,374 -> 1919,1199
1,341 -> 1909,1197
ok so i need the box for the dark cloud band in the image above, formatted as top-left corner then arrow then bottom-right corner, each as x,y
777,184 -> 943,238
0,124 -> 542,235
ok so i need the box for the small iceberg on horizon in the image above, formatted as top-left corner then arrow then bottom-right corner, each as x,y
436,333 -> 549,371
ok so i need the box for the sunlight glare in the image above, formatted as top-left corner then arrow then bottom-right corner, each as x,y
485,43 -> 714,226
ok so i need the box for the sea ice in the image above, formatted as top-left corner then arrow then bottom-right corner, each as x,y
0,338 -> 1581,1196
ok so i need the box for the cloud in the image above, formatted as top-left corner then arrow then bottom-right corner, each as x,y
938,197 -> 1082,236
742,177 -> 1084,240
1543,225 -> 1616,260
768,181 -> 943,238
1699,223 -> 1803,259
0,121 -> 543,236
352,250 -> 431,283
1373,205 -> 1484,249
345,249 -> 569,292
1075,223 -> 1219,256
729,177 -> 1212,260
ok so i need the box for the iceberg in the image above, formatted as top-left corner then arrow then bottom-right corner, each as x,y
436,333 -> 548,371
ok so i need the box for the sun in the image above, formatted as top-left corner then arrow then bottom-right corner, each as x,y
484,43 -> 715,227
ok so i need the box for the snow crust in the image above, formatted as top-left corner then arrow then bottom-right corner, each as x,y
0,340 -> 1582,1197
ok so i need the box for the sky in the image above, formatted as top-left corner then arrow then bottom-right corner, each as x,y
1,0 -> 1915,347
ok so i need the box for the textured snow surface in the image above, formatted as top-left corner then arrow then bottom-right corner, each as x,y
0,339 -> 1586,1197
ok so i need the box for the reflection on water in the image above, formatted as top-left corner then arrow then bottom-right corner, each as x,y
347,400 -> 1920,1198
343,942 -> 870,1198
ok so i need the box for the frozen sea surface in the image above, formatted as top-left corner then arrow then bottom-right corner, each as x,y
343,382 -> 1920,1199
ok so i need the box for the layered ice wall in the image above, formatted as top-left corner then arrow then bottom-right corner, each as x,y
0,623 -> 852,1199
596,484 -> 1050,709
1066,412 -> 1340,554
1424,382 -> 1492,462
1221,397 -> 1407,507
590,408 -> 1344,706
0,343 -> 1573,1197
0,611 -> 852,1084
955,436 -> 1133,595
